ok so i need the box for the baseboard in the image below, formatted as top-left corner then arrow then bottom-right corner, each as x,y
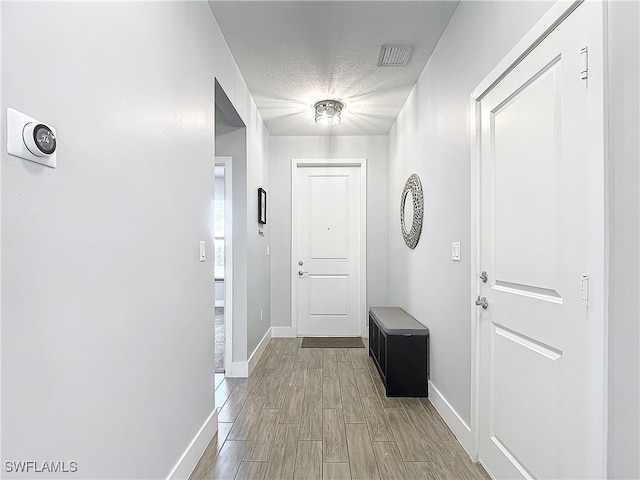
166,409 -> 218,480
271,326 -> 294,338
229,361 -> 248,378
428,380 -> 474,457
228,328 -> 272,378
248,327 -> 272,376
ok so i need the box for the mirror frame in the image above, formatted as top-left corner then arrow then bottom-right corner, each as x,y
400,173 -> 424,249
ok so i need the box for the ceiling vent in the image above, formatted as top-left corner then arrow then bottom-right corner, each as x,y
377,44 -> 414,67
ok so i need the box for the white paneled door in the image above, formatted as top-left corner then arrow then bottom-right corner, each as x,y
477,2 -> 604,479
296,165 -> 362,336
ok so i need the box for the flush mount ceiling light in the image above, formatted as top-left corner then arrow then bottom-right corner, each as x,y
314,99 -> 345,126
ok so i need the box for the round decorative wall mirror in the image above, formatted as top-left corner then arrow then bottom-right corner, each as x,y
400,174 -> 424,249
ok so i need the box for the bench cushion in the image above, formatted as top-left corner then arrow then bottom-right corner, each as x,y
369,307 -> 429,336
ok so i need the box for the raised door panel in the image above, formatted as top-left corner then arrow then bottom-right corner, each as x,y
492,61 -> 562,303
309,176 -> 349,261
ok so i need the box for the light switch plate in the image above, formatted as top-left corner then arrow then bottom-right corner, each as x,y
7,108 -> 57,168
199,241 -> 206,262
452,242 -> 461,261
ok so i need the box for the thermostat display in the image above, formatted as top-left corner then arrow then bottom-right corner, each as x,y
6,108 -> 57,168
23,122 -> 56,157
34,124 -> 56,155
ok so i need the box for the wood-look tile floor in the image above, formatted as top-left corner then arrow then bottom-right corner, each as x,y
190,338 -> 490,480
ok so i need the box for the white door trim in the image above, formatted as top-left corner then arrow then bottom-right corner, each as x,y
472,1 -> 584,101
469,0 -> 607,473
215,156 -> 233,378
291,158 -> 368,338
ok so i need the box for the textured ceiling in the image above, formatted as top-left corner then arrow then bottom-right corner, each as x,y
209,1 -> 459,136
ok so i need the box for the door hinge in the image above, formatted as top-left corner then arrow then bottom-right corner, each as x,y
581,274 -> 589,303
580,46 -> 588,80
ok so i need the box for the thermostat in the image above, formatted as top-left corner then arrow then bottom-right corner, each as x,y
7,108 -> 57,168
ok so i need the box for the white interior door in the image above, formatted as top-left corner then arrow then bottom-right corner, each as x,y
296,165 -> 362,336
477,2 -> 604,479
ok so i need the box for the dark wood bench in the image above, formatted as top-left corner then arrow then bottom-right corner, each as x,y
368,307 -> 429,397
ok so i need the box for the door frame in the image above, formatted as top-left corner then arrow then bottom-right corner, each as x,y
215,156 -> 234,377
291,158 -> 368,338
469,0 -> 608,473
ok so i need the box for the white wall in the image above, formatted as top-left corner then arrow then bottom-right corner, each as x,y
269,136 -> 388,332
215,125 -> 270,362
216,127 -> 248,362
245,114 -> 271,356
607,1 -> 640,478
387,0 -> 553,429
1,1 -> 269,478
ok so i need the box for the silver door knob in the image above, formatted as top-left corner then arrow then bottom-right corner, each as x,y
475,296 -> 488,309
298,270 -> 308,276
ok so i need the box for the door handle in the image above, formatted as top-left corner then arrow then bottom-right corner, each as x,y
475,296 -> 488,309
298,271 -> 309,276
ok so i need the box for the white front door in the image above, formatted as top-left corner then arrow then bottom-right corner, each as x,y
295,165 -> 363,336
477,2 -> 604,479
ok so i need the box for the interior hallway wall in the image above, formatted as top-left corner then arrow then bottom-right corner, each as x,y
607,1 -> 640,477
1,1 -> 270,478
269,136 -> 389,332
387,0 -> 554,432
216,126 -> 248,363
217,124 -> 270,361
244,111 -> 271,358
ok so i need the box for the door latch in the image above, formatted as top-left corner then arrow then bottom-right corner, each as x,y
480,271 -> 488,283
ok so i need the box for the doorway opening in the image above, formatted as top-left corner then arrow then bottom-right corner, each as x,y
214,157 -> 233,379
214,165 -> 226,374
214,79 -> 246,379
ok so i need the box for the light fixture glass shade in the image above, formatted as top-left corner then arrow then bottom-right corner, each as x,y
314,100 -> 345,126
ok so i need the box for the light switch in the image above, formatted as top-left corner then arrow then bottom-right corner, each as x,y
199,241 -> 206,262
266,245 -> 270,256
452,242 -> 461,261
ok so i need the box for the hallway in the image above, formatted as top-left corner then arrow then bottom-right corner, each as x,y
3,2 -> 638,478
191,338 -> 489,480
